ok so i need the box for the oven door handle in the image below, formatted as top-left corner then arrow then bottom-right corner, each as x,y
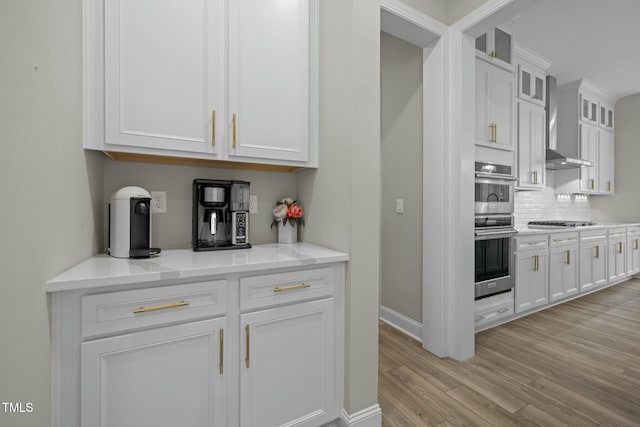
474,173 -> 518,181
475,230 -> 518,239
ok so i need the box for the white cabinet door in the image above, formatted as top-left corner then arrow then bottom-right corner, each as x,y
103,0 -> 221,154
580,93 -> 599,125
579,242 -> 607,292
579,123 -> 599,193
240,298 -> 335,427
515,252 -> 548,313
517,63 -> 545,106
549,246 -> 579,302
228,0 -> 310,163
608,239 -> 627,282
628,236 -> 640,276
475,27 -> 512,70
81,318 -> 226,427
517,101 -> 545,189
475,60 -> 514,151
598,130 -> 614,194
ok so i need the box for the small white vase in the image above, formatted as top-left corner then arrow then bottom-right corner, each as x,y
278,222 -> 298,243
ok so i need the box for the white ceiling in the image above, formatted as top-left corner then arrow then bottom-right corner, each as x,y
512,0 -> 640,101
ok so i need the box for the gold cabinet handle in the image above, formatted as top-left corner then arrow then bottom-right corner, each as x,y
618,242 -> 623,254
607,181 -> 611,192
489,123 -> 497,143
635,239 -> 638,250
566,250 -> 571,265
273,283 -> 311,293
232,113 -> 237,149
595,245 -> 600,259
533,170 -> 538,185
532,255 -> 538,272
133,301 -> 189,314
219,329 -> 224,374
245,324 -> 250,369
211,110 -> 216,146
590,179 -> 595,190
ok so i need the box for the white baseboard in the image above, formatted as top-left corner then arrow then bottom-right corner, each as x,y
339,404 -> 382,427
379,305 -> 422,342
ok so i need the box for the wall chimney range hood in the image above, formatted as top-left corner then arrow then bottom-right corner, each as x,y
545,76 -> 593,170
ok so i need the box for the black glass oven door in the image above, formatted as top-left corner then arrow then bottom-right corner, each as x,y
475,236 -> 510,283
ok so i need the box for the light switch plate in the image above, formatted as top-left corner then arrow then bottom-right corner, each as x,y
395,199 -> 404,214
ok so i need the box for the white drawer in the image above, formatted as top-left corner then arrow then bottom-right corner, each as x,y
240,267 -> 333,311
82,280 -> 227,338
549,232 -> 578,248
627,226 -> 640,237
516,235 -> 548,251
580,229 -> 607,242
475,290 -> 514,328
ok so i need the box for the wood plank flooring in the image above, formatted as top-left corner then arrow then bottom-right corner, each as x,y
379,279 -> 640,426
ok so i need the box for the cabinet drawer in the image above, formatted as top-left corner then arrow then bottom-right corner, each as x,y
475,290 -> 514,328
82,280 -> 227,338
627,226 -> 640,237
240,267 -> 333,311
580,229 -> 607,243
549,232 -> 578,248
608,227 -> 627,240
516,235 -> 548,251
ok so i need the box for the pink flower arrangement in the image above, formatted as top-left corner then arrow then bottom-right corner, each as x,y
271,197 -> 305,228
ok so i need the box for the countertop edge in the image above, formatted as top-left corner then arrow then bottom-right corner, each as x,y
46,243 -> 349,293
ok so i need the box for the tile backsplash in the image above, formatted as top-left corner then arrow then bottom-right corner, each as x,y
514,185 -> 592,228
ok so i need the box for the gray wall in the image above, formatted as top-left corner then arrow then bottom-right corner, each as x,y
380,33 -> 424,323
103,160 -> 296,249
0,0 -> 103,425
448,0 -> 491,24
297,0 -> 381,414
591,94 -> 640,222
394,0 -> 490,25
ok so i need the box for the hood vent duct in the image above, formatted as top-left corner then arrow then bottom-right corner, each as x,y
545,76 -> 593,170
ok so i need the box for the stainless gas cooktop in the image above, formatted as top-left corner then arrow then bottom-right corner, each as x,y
527,220 -> 597,229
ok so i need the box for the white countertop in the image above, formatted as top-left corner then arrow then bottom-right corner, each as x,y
516,222 -> 640,236
46,243 -> 349,292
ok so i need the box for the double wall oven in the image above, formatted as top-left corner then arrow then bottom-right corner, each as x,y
474,162 -> 517,300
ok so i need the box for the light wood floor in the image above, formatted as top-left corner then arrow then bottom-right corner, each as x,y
379,279 -> 640,426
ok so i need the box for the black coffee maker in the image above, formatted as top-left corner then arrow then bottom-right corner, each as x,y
192,179 -> 251,251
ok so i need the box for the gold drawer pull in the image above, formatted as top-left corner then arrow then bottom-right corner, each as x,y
273,283 -> 311,293
211,110 -> 216,146
133,301 -> 189,314
566,250 -> 571,265
232,113 -> 237,148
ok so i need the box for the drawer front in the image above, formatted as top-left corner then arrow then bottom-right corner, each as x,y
240,267 -> 333,311
549,232 -> 579,248
82,280 -> 227,338
627,226 -> 640,237
608,227 -> 627,240
516,235 -> 548,252
580,229 -> 607,242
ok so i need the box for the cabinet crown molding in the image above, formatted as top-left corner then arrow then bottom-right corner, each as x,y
514,43 -> 551,71
558,79 -> 616,104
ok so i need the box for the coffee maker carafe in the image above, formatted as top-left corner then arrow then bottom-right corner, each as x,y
193,179 -> 251,251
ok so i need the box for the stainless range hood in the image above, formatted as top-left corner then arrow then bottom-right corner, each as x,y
545,76 -> 593,170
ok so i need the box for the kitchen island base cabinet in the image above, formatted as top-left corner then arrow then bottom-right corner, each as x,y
608,228 -> 628,283
627,227 -> 640,276
240,298 -> 335,427
81,318 -> 226,427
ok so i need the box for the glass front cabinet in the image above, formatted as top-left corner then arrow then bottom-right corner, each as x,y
476,26 -> 513,70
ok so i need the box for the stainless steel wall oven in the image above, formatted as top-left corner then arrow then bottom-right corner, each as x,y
474,162 -> 517,300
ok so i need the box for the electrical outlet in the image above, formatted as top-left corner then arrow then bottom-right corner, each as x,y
150,191 -> 167,213
395,198 -> 404,214
249,195 -> 258,214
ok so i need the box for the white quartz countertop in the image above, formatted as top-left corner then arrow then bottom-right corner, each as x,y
46,243 -> 349,292
516,222 -> 640,236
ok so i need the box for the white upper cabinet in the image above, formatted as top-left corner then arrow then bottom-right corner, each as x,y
475,26 -> 513,70
84,0 -> 319,169
475,59 -> 515,151
599,101 -> 614,130
100,0 -> 221,155
517,101 -> 546,190
514,45 -> 550,107
580,92 -> 599,125
228,0 -> 311,163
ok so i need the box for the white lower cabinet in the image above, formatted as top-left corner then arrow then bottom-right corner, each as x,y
627,226 -> 640,276
81,318 -> 226,427
549,233 -> 579,302
515,236 -> 549,313
579,230 -> 608,292
240,299 -> 335,427
608,228 -> 628,282
50,257 -> 345,427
